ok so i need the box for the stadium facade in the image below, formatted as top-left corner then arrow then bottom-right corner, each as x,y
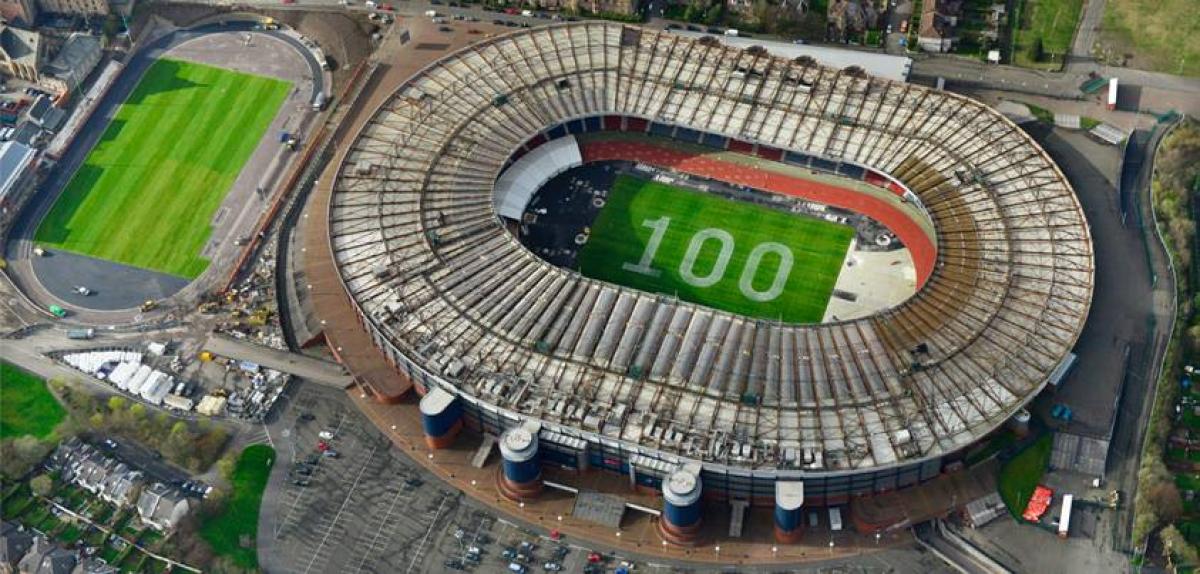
327,22 -> 1093,532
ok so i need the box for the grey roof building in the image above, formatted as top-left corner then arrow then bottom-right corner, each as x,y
69,558 -> 118,574
15,537 -> 75,574
50,440 -> 143,508
135,483 -> 191,532
0,522 -> 34,574
42,33 -> 100,93
25,96 -> 65,133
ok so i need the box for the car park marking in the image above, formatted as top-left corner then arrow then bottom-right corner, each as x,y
302,441 -> 382,574
406,495 -> 447,574
350,483 -> 409,574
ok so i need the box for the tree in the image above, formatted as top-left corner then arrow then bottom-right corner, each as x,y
1148,480 -> 1184,524
216,453 -> 237,482
0,436 -> 51,478
162,421 -> 192,463
1026,37 -> 1044,62
107,396 -> 127,413
30,474 -> 53,496
102,14 -> 121,39
703,2 -> 723,25
1161,524 -> 1200,567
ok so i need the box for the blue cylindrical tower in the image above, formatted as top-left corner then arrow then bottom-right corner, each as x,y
658,467 -> 703,545
419,387 -> 462,449
774,481 -> 805,543
498,424 -> 543,500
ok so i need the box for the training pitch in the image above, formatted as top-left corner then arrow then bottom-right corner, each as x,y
35,58 -> 292,279
578,176 -> 854,323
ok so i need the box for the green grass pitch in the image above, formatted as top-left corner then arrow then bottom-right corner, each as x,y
1,361 -> 66,439
35,58 -> 292,279
578,176 -> 854,323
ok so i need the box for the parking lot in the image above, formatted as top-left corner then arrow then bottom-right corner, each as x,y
260,383 -> 610,574
259,383 -> 966,574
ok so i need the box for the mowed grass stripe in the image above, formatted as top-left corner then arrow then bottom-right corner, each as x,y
578,176 -> 853,324
35,58 -> 291,278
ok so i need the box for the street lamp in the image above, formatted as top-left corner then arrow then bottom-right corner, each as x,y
714,545 -> 720,557
771,545 -> 778,559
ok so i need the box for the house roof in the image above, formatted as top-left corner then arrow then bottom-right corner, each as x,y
136,483 -> 190,530
72,557 -> 119,574
0,23 -> 40,68
0,522 -> 34,567
16,537 -> 54,573
919,0 -> 964,39
45,33 -> 100,87
37,547 -> 77,574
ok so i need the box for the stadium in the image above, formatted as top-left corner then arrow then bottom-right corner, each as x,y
4,22 -> 325,314
327,22 -> 1094,540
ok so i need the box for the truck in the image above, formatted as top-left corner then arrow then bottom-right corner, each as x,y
312,92 -> 326,111
49,305 -> 67,318
1107,78 -> 1119,111
425,9 -> 438,17
724,28 -> 739,36
1057,494 -> 1074,539
66,328 -> 95,340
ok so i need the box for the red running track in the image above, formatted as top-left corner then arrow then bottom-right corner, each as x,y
582,141 -> 936,288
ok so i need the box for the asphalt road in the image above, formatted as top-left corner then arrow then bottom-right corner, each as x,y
1070,0 -> 1107,64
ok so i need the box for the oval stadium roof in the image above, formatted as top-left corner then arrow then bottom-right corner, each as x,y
328,23 -> 1093,475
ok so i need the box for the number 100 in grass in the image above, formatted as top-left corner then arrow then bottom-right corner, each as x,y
621,217 -> 794,303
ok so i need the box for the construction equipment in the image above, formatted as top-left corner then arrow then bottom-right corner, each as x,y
141,300 -> 158,312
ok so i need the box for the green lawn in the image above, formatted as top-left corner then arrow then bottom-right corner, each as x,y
200,444 -> 274,569
0,362 -> 66,439
35,58 -> 292,278
998,433 -> 1054,517
577,175 -> 853,324
1011,0 -> 1084,69
1101,0 -> 1200,77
